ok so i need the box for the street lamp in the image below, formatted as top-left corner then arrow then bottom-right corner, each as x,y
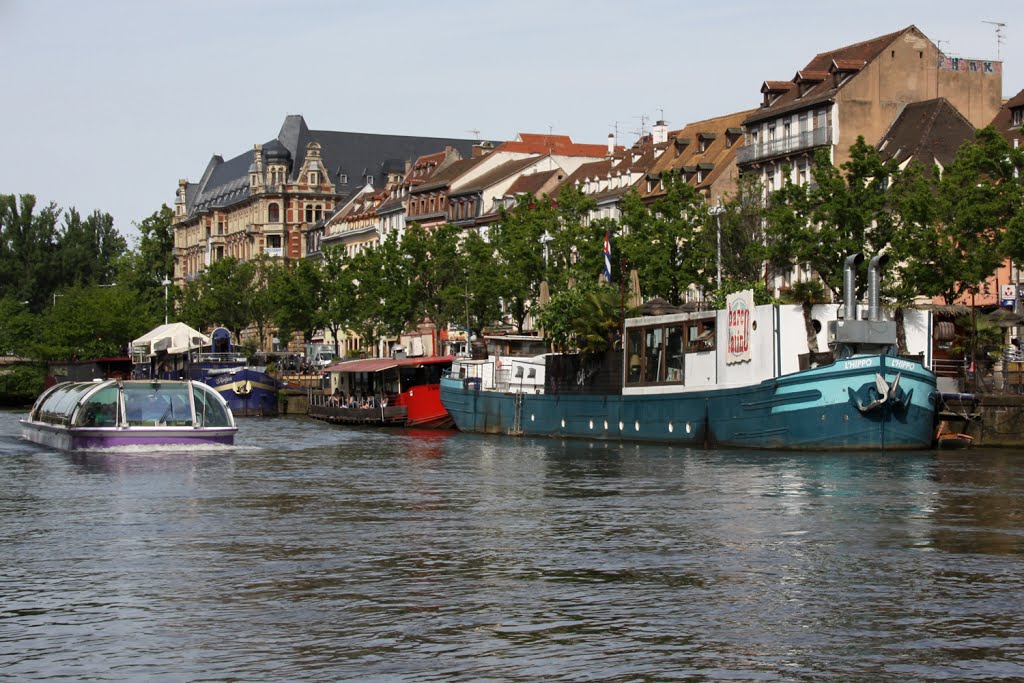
708,203 -> 726,291
161,275 -> 171,324
540,230 -> 553,268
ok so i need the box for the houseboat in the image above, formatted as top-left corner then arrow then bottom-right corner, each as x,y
309,355 -> 454,428
441,256 -> 939,451
21,379 -> 237,450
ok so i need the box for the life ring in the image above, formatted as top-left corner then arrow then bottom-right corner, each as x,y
234,380 -> 252,396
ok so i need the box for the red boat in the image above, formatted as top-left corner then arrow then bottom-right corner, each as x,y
309,355 -> 454,429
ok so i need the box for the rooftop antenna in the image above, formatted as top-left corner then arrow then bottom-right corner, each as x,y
610,120 -> 625,147
982,20 -> 1006,60
936,39 -> 949,55
466,128 -> 481,140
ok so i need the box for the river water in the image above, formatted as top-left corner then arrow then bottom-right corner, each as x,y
1,410 -> 1023,682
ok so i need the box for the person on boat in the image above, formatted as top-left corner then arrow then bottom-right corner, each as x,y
366,394 -> 376,408
328,388 -> 342,407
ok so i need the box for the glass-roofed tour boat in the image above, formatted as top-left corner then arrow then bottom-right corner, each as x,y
21,379 -> 238,450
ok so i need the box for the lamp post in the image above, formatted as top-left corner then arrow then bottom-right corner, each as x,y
161,275 -> 171,324
540,230 -> 553,269
709,203 -> 726,291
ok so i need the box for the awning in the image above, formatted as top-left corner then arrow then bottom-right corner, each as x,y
131,323 -> 211,356
324,355 -> 454,374
324,358 -> 399,374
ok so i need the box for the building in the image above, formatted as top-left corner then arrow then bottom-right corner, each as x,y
172,115 -> 484,284
738,26 -> 1002,192
640,110 -> 757,206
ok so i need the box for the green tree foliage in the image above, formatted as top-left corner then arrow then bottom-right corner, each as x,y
37,284 -> 151,360
0,194 -> 62,312
804,139 -> 898,297
318,247 -> 352,357
58,208 -> 126,286
619,176 -> 712,305
460,229 -> 502,333
717,175 -> 768,285
271,253 -> 329,348
536,281 -> 631,353
403,223 -> 465,335
489,197 -> 550,330
116,205 -> 176,323
889,127 -> 1024,304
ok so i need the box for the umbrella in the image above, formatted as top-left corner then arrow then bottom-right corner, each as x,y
987,308 -> 1023,328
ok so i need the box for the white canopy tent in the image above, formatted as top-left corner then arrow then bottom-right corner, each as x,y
131,323 -> 210,356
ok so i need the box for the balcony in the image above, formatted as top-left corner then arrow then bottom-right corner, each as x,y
736,127 -> 832,165
263,247 -> 283,258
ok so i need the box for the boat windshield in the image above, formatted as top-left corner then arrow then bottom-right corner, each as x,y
123,383 -> 192,427
192,385 -> 232,427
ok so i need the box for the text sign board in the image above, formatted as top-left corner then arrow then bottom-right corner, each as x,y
1002,284 -> 1017,308
726,289 -> 754,364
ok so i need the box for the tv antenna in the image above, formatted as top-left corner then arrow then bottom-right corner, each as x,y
466,128 -> 481,139
983,21 -> 1006,60
936,39 -> 949,55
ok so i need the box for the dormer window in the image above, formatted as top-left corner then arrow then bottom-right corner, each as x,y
366,175 -> 374,185
339,174 -> 348,184
1013,109 -> 1023,128
697,132 -> 716,153
309,171 -> 319,185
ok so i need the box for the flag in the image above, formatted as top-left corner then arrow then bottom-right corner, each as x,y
603,231 -> 612,282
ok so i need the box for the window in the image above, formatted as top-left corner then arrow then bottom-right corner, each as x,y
309,171 -> 319,185
644,327 -> 664,383
1013,109 -> 1023,127
366,175 -> 374,185
665,327 -> 685,382
268,203 -> 280,223
686,320 -> 716,352
340,174 -> 348,184
305,206 -> 314,223
626,329 -> 643,384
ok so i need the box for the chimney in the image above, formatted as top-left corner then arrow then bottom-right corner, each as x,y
867,254 -> 889,322
843,253 -> 864,320
652,120 -> 668,145
607,133 -> 615,156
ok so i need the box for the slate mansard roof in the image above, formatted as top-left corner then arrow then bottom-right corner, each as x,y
182,115 -> 488,219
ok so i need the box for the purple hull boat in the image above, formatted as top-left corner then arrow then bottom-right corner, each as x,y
21,379 -> 238,450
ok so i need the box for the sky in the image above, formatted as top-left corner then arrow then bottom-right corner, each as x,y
1,0 -> 1022,245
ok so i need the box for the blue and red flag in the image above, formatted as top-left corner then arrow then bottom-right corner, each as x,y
603,231 -> 612,282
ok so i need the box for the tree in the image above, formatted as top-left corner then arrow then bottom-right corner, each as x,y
116,205 -> 176,324
403,223 -> 465,337
890,127 -> 1023,305
270,254 -> 328,349
619,176 -> 712,305
460,229 -> 503,332
0,194 -> 62,312
318,247 -> 352,357
58,208 -> 126,287
489,197 -> 549,330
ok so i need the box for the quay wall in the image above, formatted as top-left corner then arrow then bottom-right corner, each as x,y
966,395 -> 1024,447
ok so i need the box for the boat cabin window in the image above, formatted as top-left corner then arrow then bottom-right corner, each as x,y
627,330 -> 643,383
33,382 -> 97,425
193,385 -> 231,427
625,321 -> 708,385
687,320 -> 716,352
76,386 -> 120,427
644,327 -> 664,383
124,383 -> 192,426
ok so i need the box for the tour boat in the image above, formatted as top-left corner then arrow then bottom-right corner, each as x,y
441,256 -> 939,451
21,379 -> 237,450
309,355 -> 454,428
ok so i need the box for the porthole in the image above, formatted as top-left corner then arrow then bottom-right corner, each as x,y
530,414 -> 535,422
685,422 -> 692,434
668,422 -> 674,433
618,421 -> 624,431
560,419 -> 566,429
588,419 -> 594,430
634,420 -> 640,431
603,420 -> 609,430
